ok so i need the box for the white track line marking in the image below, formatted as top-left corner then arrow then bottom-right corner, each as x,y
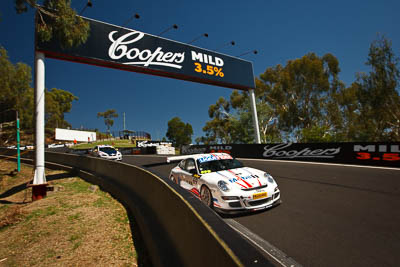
224,219 -> 302,267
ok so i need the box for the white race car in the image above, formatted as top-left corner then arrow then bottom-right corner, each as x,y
90,145 -> 122,161
167,153 -> 281,213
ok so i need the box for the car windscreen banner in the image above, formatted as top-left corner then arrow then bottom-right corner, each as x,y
181,143 -> 400,168
35,14 -> 255,90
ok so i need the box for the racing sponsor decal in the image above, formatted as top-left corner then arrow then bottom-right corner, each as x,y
181,146 -> 207,155
183,142 -> 400,168
36,15 -> 255,90
217,171 -> 248,189
137,140 -> 172,147
253,192 -> 267,200
108,31 -> 185,69
213,202 -> 222,208
227,169 -> 252,188
209,145 -> 232,154
242,168 -> 262,186
190,188 -> 200,197
354,144 -> 400,162
198,153 -> 232,163
263,143 -> 341,159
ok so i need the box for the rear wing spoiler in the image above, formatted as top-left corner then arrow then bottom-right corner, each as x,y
167,155 -> 196,163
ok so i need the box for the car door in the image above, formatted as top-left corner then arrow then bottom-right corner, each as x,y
92,146 -> 99,156
173,160 -> 187,186
178,159 -> 195,191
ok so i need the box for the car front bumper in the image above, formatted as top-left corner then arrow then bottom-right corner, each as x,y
100,155 -> 122,160
215,198 -> 282,214
213,188 -> 281,212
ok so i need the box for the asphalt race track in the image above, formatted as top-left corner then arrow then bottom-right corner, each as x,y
121,155 -> 400,267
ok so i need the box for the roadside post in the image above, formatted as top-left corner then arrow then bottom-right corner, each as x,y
16,111 -> 21,172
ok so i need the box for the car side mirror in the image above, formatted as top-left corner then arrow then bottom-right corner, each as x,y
189,169 -> 197,175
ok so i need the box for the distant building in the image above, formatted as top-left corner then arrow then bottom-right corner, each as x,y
119,130 -> 151,141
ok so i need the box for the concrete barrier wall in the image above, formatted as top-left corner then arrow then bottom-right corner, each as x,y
0,149 -> 273,267
182,142 -> 400,168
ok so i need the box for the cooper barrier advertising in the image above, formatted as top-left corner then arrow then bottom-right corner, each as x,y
35,15 -> 255,90
182,143 -> 400,168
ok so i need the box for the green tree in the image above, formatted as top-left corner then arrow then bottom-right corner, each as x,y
166,117 -> 193,147
257,52 -> 345,142
15,0 -> 90,49
1,46 -> 79,131
201,53 -> 344,144
200,37 -> 399,143
343,35 -> 400,141
97,109 -> 118,134
202,97 -> 236,144
230,89 -> 281,143
0,46 -> 34,129
45,88 -> 78,128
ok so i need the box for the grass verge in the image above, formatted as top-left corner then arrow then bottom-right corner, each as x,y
72,140 -> 135,150
0,159 -> 138,266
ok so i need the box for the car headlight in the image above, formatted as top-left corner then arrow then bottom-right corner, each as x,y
264,172 -> 274,183
217,180 -> 230,192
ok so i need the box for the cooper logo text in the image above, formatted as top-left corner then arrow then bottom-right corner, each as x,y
108,31 -> 185,69
263,143 -> 341,159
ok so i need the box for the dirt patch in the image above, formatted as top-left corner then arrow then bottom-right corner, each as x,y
0,159 -> 138,266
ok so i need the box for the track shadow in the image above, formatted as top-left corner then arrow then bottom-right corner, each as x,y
46,172 -> 76,182
0,172 -> 76,202
0,182 -> 31,200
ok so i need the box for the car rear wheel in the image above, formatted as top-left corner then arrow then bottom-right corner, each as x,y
200,186 -> 213,208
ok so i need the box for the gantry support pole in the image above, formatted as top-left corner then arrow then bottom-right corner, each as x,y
249,89 -> 261,144
32,51 -> 47,200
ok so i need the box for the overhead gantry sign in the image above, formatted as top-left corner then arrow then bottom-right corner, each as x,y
32,14 -> 261,198
36,17 -> 256,90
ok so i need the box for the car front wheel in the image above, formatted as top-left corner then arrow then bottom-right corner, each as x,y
200,186 -> 213,208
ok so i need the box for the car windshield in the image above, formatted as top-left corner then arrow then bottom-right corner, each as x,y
99,147 -> 117,154
197,159 -> 243,173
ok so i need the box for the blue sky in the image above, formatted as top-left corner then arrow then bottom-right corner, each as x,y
1,0 -> 399,141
